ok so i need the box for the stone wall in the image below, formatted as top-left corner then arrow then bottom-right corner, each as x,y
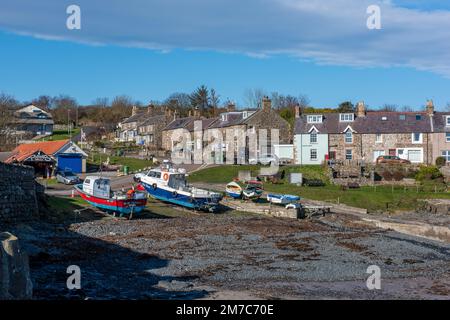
0,163 -> 38,222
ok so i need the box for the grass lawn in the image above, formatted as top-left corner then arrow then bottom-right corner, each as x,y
188,165 -> 329,184
87,153 -> 153,172
188,165 -> 450,212
41,128 -> 81,141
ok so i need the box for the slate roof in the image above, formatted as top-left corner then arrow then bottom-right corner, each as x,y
208,110 -> 257,129
139,114 -> 167,127
163,117 -> 196,131
432,112 -> 450,132
185,118 -> 218,132
294,111 -> 435,135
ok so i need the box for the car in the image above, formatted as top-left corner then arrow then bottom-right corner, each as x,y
248,154 -> 279,165
376,155 -> 411,165
56,171 -> 82,185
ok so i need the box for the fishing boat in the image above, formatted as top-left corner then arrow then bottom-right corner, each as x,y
225,181 -> 243,199
242,180 -> 264,200
74,176 -> 147,217
267,193 -> 300,205
138,161 -> 223,212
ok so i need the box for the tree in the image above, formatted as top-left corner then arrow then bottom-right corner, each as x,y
32,95 -> 53,111
209,88 -> 220,116
380,104 -> 398,112
49,95 -> 78,125
189,85 -> 209,110
401,105 -> 414,112
337,101 -> 354,113
243,88 -> 266,108
0,93 -> 19,149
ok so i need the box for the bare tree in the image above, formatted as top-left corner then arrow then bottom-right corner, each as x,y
0,93 -> 19,149
380,104 -> 398,112
401,105 -> 414,112
243,88 -> 266,108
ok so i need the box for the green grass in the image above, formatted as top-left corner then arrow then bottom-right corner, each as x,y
188,165 -> 450,212
87,153 -> 153,172
42,128 -> 81,141
188,165 -> 329,184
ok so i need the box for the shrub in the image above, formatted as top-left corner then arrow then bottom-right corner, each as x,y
392,170 -> 405,181
381,170 -> 393,181
415,165 -> 443,181
435,156 -> 446,168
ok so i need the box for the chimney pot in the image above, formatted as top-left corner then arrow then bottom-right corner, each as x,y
262,96 -> 271,112
426,99 -> 434,115
356,101 -> 366,117
295,104 -> 300,118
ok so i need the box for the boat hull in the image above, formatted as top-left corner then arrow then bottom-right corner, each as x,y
75,185 -> 147,215
226,191 -> 242,199
267,194 -> 300,205
142,182 -> 221,211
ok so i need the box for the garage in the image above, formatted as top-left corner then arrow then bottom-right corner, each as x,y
57,153 -> 83,173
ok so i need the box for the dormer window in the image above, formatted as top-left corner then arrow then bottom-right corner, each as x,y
415,114 -> 422,120
243,111 -> 249,119
399,114 -> 406,120
221,114 -> 228,122
381,116 -> 387,121
446,116 -> 450,126
307,115 -> 323,123
339,113 -> 354,122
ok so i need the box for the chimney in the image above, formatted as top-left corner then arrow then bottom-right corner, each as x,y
262,96 -> 271,112
193,107 -> 201,118
165,107 -> 172,118
147,104 -> 155,114
173,110 -> 178,121
426,100 -> 434,115
295,104 -> 300,118
227,102 -> 236,112
131,105 -> 138,116
356,101 -> 366,117
188,109 -> 192,117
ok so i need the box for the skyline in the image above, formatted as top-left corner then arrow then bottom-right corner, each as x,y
1,0 -> 450,109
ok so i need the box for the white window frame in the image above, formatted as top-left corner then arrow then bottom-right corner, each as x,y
442,150 -> 450,162
446,116 -> 450,126
310,132 -> 317,144
310,149 -> 318,161
446,133 -> 450,143
412,133 -> 423,144
307,115 -> 323,124
345,149 -> 353,160
345,131 -> 353,144
375,133 -> 383,143
339,113 -> 354,122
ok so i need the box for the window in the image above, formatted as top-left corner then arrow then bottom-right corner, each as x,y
307,115 -> 323,123
415,114 -> 422,120
310,149 -> 317,161
310,133 -> 317,144
381,116 -> 387,121
446,116 -> 450,126
446,133 -> 450,142
442,151 -> 450,162
399,114 -> 406,120
339,113 -> 354,122
375,134 -> 382,143
412,133 -> 422,144
345,131 -> 353,144
345,149 -> 353,160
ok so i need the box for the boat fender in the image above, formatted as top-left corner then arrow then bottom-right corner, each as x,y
152,183 -> 157,190
163,173 -> 169,181
172,190 -> 178,197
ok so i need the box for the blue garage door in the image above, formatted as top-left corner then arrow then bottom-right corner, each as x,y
57,154 -> 82,173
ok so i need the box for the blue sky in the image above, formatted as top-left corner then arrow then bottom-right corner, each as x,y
1,0 -> 450,109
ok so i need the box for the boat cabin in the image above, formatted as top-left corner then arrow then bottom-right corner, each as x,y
83,176 -> 111,198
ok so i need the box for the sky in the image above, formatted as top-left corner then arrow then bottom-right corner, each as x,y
0,0 -> 450,109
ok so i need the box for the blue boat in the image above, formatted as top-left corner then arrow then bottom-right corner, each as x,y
136,162 -> 223,212
225,181 -> 243,199
267,193 -> 300,205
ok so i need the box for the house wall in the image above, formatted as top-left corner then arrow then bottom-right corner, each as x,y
294,133 -> 328,165
329,132 -> 431,164
244,110 -> 291,145
431,132 -> 450,164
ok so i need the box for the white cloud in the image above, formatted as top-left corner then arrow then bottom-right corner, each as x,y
1,0 -> 450,77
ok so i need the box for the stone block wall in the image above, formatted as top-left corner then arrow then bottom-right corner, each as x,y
0,163 -> 38,222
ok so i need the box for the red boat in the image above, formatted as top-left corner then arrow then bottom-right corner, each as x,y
75,176 -> 147,217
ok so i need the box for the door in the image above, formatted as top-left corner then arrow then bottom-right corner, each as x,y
407,150 -> 422,163
57,154 -> 82,173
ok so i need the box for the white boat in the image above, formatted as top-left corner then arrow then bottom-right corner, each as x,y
136,161 -> 223,212
267,193 -> 300,205
242,181 -> 264,200
225,181 -> 243,199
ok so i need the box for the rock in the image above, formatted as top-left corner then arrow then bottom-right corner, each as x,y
0,232 -> 33,299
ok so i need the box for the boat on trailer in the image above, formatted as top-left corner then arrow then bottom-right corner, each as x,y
137,161 -> 223,212
267,194 -> 300,205
75,176 -> 147,217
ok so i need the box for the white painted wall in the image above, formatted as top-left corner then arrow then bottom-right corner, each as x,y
273,144 -> 294,159
294,133 -> 328,165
